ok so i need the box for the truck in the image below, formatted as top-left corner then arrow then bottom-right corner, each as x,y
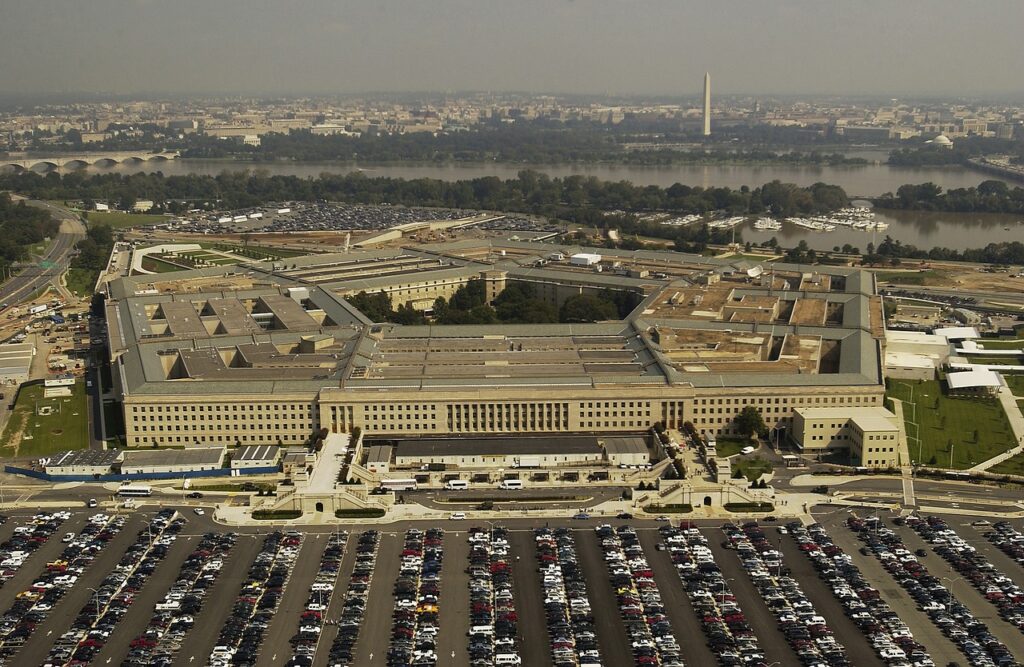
28,304 -> 48,315
512,456 -> 540,469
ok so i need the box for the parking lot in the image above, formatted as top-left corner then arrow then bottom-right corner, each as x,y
0,507 -> 1023,666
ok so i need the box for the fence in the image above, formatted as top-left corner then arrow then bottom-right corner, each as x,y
4,464 -> 278,483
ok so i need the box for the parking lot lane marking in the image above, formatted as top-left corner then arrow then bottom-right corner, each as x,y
636,528 -> 720,667
7,514 -> 148,667
435,529 -> 470,667
254,538 -> 330,667
890,522 -> 1024,657
818,514 -> 964,666
509,529 -> 554,667
775,529 -> 886,667
310,532 -> 356,667
352,533 -> 401,665
90,535 -> 199,666
705,529 -> 804,666
573,528 -> 635,667
171,530 -> 261,667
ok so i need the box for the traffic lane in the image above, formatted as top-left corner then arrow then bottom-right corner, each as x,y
890,522 -> 1024,657
775,529 -> 886,667
174,533 -> 262,667
352,531 -> 401,664
572,528 -> 635,667
816,513 -> 967,666
955,522 -> 1024,591
636,528 -> 721,667
436,527 -> 470,667
256,535 -> 330,667
312,531 -> 358,667
509,528 -> 553,667
8,514 -> 147,666
0,513 -> 88,613
89,534 -> 198,666
705,530 -> 802,666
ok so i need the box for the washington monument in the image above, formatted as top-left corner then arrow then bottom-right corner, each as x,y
702,72 -> 711,136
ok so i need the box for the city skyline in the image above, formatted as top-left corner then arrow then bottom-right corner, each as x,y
1,1 -> 1023,98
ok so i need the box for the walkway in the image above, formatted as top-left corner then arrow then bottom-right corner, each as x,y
889,398 -> 916,506
969,386 -> 1024,472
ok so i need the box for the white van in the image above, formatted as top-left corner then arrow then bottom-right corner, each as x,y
469,625 -> 494,636
495,655 -> 523,665
444,480 -> 469,491
499,479 -> 524,491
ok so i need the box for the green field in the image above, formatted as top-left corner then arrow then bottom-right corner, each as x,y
989,452 -> 1024,477
873,270 -> 947,286
887,378 -> 1015,469
715,438 -> 753,458
65,267 -> 97,297
962,354 -> 1024,366
731,457 -> 774,482
202,243 -> 309,260
974,340 -> 1024,351
140,256 -> 186,273
85,211 -> 166,229
0,382 -> 89,458
1006,375 -> 1024,397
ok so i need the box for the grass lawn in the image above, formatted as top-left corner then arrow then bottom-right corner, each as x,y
989,452 -> 1024,477
715,438 -> 754,458
887,378 -> 1015,469
84,211 -> 166,229
0,382 -> 89,458
65,267 -> 97,297
731,456 -> 774,482
873,270 -> 947,286
962,354 -> 1024,366
202,243 -> 309,259
1005,375 -> 1024,397
974,340 -> 1024,351
140,256 -> 186,273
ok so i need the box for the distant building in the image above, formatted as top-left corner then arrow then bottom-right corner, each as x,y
132,200 -> 155,212
0,342 -> 34,385
702,72 -> 711,136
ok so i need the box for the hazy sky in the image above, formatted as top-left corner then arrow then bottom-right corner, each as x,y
2,0 -> 1023,98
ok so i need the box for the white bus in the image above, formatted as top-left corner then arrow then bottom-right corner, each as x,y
380,478 -> 418,492
444,480 -> 469,491
116,483 -> 153,497
499,479 -> 524,491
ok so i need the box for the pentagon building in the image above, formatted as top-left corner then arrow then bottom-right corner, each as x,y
105,241 -> 885,448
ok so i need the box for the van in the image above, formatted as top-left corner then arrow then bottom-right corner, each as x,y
444,480 -> 469,491
499,479 -> 523,491
495,655 -> 523,665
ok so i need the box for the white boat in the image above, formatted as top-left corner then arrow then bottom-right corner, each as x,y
753,217 -> 782,231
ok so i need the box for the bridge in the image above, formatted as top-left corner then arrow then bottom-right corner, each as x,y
1,150 -> 180,171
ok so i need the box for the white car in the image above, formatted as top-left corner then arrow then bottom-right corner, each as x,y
449,512 -> 466,520
193,508 -> 205,516
740,446 -> 756,455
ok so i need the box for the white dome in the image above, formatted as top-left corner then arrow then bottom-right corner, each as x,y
932,134 -> 952,145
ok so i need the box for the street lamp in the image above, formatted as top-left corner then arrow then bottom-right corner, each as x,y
942,576 -> 963,611
719,577 -> 735,608
86,586 -> 101,626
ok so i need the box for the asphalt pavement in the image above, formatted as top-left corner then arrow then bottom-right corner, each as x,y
573,528 -> 635,667
256,536 -> 329,667
435,529 -> 470,667
509,529 -> 553,667
0,199 -> 84,307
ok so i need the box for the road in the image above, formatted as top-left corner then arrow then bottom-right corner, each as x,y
0,199 -> 85,307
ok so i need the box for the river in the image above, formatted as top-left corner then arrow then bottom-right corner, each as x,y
39,158 -> 1024,251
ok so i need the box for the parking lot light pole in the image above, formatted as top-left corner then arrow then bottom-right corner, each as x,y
86,586 -> 100,626
942,573 -> 958,598
720,577 -> 735,607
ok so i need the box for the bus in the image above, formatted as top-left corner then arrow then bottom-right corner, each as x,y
379,479 -> 418,492
117,483 -> 153,497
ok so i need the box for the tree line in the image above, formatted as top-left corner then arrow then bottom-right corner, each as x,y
346,280 -> 641,326
0,194 -> 59,273
874,180 -> 1024,214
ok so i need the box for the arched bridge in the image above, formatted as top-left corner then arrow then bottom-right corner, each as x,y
1,150 -> 180,171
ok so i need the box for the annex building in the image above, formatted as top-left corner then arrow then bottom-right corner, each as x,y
105,241 -> 886,455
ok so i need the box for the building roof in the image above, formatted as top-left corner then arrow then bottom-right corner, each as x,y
47,449 -> 122,469
365,445 -> 393,463
391,435 -> 608,458
0,342 -> 34,377
234,444 -> 280,462
121,448 -> 224,468
933,327 -> 979,341
946,368 -> 1003,390
795,406 -> 899,432
601,436 -> 649,455
885,351 -> 939,369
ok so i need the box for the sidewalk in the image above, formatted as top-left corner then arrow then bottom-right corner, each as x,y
969,386 -> 1024,473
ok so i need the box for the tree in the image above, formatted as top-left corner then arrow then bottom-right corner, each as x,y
559,294 -> 618,323
735,406 -> 766,440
